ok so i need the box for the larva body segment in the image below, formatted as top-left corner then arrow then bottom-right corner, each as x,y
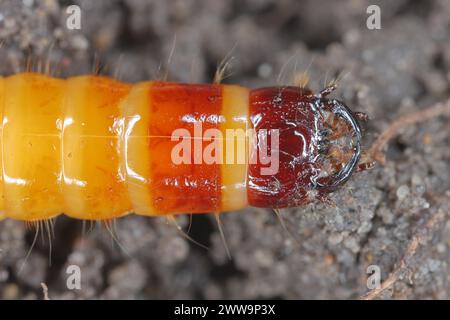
122,81 -> 248,215
2,74 -> 65,221
62,76 -> 132,220
0,73 -> 363,221
248,87 -> 319,208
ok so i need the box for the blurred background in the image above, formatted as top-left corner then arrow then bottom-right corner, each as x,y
0,0 -> 449,299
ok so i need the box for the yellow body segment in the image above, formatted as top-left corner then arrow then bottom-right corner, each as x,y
2,74 -> 64,220
220,85 -> 249,211
119,82 -> 157,216
62,76 -> 132,219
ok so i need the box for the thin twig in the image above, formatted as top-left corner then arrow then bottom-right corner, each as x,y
360,208 -> 446,300
41,282 -> 50,300
367,100 -> 450,165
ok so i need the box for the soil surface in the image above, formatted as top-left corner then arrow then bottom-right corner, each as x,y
0,0 -> 449,299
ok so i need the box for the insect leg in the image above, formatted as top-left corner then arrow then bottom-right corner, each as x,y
317,68 -> 352,98
353,112 -> 369,122
355,151 -> 376,172
317,81 -> 337,98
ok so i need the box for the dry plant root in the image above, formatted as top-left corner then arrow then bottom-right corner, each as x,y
366,100 -> 450,165
360,100 -> 450,300
360,206 -> 446,300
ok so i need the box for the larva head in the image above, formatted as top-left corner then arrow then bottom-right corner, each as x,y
247,86 -> 363,208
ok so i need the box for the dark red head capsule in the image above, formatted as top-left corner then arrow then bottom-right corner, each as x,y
247,86 -> 363,208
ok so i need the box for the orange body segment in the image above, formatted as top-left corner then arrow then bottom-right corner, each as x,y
147,82 -> 223,214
